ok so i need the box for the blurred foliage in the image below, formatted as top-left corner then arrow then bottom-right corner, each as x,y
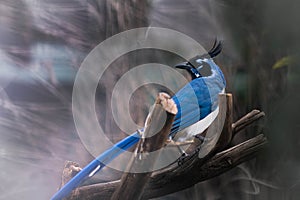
272,56 -> 296,69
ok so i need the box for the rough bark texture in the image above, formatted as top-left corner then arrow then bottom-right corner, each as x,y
111,93 -> 177,200
60,93 -> 266,200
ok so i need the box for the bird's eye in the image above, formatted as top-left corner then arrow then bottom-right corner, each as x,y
197,61 -> 212,77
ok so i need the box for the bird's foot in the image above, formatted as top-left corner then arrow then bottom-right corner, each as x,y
194,134 -> 207,143
177,146 -> 201,166
176,134 -> 208,166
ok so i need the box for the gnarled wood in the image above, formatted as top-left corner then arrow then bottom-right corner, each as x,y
63,135 -> 267,200
59,93 -> 267,200
232,109 -> 265,136
111,93 -> 177,200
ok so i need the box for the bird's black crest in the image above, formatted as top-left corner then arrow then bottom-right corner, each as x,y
188,39 -> 223,64
175,39 -> 223,79
207,39 -> 222,58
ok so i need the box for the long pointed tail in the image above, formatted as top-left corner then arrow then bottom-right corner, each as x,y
50,132 -> 140,200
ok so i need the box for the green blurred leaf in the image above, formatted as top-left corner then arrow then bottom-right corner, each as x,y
272,56 -> 295,69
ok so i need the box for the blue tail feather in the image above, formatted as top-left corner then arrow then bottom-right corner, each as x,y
51,132 -> 140,200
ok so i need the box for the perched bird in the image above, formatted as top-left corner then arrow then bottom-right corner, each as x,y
51,41 -> 226,200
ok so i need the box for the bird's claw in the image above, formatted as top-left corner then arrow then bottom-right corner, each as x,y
177,153 -> 188,166
177,147 -> 201,166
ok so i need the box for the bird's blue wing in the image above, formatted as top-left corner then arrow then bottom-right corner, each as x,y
170,59 -> 226,137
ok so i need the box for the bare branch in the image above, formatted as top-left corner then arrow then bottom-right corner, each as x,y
59,93 -> 267,200
232,110 -> 265,135
64,135 -> 267,200
111,93 -> 177,200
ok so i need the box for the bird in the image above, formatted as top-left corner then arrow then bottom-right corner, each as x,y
51,41 -> 226,200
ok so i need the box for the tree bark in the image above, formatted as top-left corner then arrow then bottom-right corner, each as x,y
63,135 -> 266,200
60,93 -> 267,200
111,93 -> 177,200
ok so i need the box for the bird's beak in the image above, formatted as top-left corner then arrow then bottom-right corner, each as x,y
175,62 -> 192,70
175,61 -> 201,80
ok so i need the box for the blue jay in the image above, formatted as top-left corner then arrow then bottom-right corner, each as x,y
51,41 -> 226,200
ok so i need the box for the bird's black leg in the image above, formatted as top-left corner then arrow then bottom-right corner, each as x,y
194,134 -> 206,143
177,134 -> 207,166
176,145 -> 187,156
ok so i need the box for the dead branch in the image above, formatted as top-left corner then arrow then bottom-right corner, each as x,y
60,93 -> 267,200
63,135 -> 266,200
111,93 -> 177,200
60,161 -> 82,188
232,110 -> 265,136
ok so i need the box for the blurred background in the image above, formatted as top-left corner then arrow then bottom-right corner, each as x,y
0,0 -> 300,199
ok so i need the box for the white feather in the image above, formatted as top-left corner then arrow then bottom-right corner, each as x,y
173,88 -> 225,142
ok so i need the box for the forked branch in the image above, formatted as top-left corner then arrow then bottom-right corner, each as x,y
61,93 -> 266,200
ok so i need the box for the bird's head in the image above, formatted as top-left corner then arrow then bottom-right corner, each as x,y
175,40 -> 222,80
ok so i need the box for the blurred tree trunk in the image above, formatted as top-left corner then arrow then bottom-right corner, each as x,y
0,0 -> 33,66
100,0 -> 148,138
105,0 -> 148,36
